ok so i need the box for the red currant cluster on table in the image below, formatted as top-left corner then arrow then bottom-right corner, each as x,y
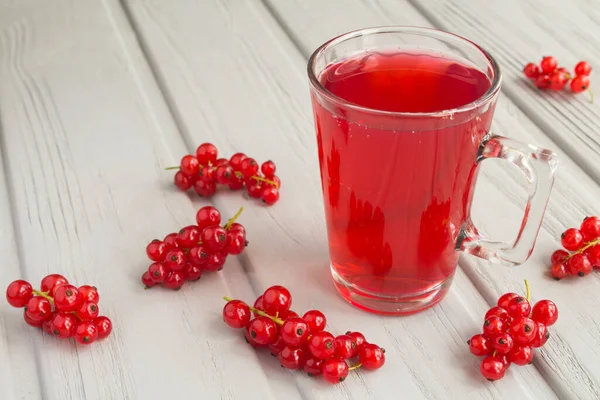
468,281 -> 558,381
142,206 -> 247,290
171,142 -> 280,205
550,216 -> 600,280
523,57 -> 592,99
5,275 -> 112,345
222,285 -> 385,384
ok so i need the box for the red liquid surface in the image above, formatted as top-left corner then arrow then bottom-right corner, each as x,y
312,50 -> 494,304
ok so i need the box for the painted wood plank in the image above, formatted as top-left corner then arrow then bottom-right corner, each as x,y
0,1 -> 298,399
122,0 -> 559,398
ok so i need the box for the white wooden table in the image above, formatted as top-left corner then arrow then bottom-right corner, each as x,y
1,1 -> 599,399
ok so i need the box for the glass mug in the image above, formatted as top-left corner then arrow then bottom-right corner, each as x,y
308,27 -> 558,315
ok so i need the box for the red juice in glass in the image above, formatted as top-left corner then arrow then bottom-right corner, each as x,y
308,28 -> 557,315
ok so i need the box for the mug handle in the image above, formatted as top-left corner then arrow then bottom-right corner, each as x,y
457,135 -> 558,266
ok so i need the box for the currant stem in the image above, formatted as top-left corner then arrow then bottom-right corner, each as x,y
589,88 -> 595,104
223,296 -> 284,325
251,176 -> 279,189
348,362 -> 362,371
164,166 -> 180,170
224,207 -> 244,230
524,279 -> 530,302
566,238 -> 600,261
32,290 -> 54,304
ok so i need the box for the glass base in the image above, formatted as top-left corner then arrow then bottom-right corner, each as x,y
331,265 -> 454,316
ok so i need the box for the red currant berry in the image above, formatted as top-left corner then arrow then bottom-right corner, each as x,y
531,300 -> 558,326
243,321 -> 266,348
303,310 -> 326,333
480,356 -> 507,381
497,292 -> 519,309
261,187 -> 279,205
176,225 -> 201,249
483,316 -> 506,338
23,310 -> 44,328
550,71 -> 570,90
228,172 -> 245,190
304,357 -> 324,377
359,343 -> 386,370
240,158 -> 259,179
188,245 -> 210,266
506,296 -> 531,318
281,317 -> 310,346
78,285 -> 99,303
53,285 -> 83,312
201,226 -> 227,252
229,153 -> 247,171
561,228 -> 584,251
509,317 -> 538,345
550,263 -> 569,280
581,216 -> 600,242
204,252 -> 228,272
253,296 -> 265,317
308,331 -> 335,360
567,253 -> 593,277
214,165 -> 234,184
248,316 -> 279,345
228,222 -> 246,235
534,74 -> 551,89
507,345 -> 533,366
164,271 -> 185,290
94,316 -> 112,339
262,285 -> 292,316
195,206 -> 221,229
146,240 -> 167,262
575,61 -> 592,77
246,179 -> 263,198
163,249 -> 187,271
180,155 -> 200,177
183,263 -> 203,281
278,345 -> 307,370
77,301 -> 99,321
75,321 -> 98,345
334,334 -> 357,359
271,176 -> 281,189
551,249 -> 569,265
261,160 -> 276,178
148,262 -> 167,283
142,271 -> 157,288
225,231 -> 246,255
540,56 -> 558,74
193,179 -> 216,197
163,233 -> 179,250
523,63 -> 541,79
214,158 -> 229,167
43,319 -> 54,335
50,312 -> 77,338
6,280 -> 33,308
322,357 -> 349,384
269,336 -> 287,356
195,143 -> 218,165
571,75 -> 590,93
493,333 -> 514,355
223,300 -> 251,329
198,166 -> 215,183
174,171 -> 193,191
346,331 -> 366,352
485,306 -> 511,323
588,245 -> 600,267
25,297 -> 53,321
468,334 -> 493,356
531,322 -> 549,348
40,274 -> 69,295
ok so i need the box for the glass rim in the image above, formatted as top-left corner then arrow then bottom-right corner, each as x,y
307,26 -> 502,118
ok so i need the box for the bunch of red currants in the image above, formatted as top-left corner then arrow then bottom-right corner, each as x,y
222,285 -> 386,384
524,57 -> 592,98
550,216 -> 600,280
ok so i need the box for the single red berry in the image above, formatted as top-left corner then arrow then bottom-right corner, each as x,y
25,297 -> 53,321
246,179 -> 263,198
262,285 -> 292,316
40,274 -> 69,295
183,263 -> 203,281
163,233 -> 179,250
304,357 -> 324,377
571,75 -> 591,93
308,331 -> 335,360
193,179 -> 216,197
195,143 -> 218,165
174,171 -> 193,191
484,306 -> 511,323
77,301 -> 100,321
142,271 -> 157,288
228,222 -> 246,235
148,262 -> 167,283
75,321 -> 98,345
188,245 -> 210,266
549,71 -> 570,90
509,317 -> 538,345
78,285 -> 100,303
269,336 -> 287,356
225,230 -> 246,255
201,226 -> 227,252
271,176 -> 281,189
261,187 -> 280,205
228,172 -> 245,191
6,280 -> 33,308
531,300 -> 559,326
483,316 -> 506,338
531,322 -> 549,348
253,296 -> 265,317
248,316 -> 279,345
195,206 -> 221,229
94,316 -> 112,339
507,345 -> 533,366
278,345 -> 307,370
180,155 -> 200,177
346,331 -> 366,352
468,334 -> 493,357
359,343 -> 386,370
523,63 -> 541,79
534,74 -> 551,89
163,249 -> 187,271
480,356 -> 507,381
540,56 -> 558,74
215,165 -> 234,184
223,300 -> 251,329
551,249 -> 569,265
164,271 -> 185,290
281,317 -> 310,346
240,158 -> 259,179
146,240 -> 167,262
562,228 -> 585,251
322,357 -> 349,384
588,245 -> 600,267
198,165 -> 214,183
581,216 -> 600,242
334,334 -> 357,359
23,310 -> 44,328
53,285 -> 83,312
506,296 -> 531,318
214,158 -> 229,167
261,160 -> 276,178
303,310 -> 326,333
176,225 -> 201,249
493,333 -> 514,355
497,292 -> 519,309
550,263 -> 569,280
204,252 -> 228,272
243,320 -> 266,348
574,61 -> 592,77
50,312 -> 77,338
567,253 -> 593,277
229,153 -> 247,171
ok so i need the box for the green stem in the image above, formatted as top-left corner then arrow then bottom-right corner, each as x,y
524,279 -> 530,302
589,88 -> 595,104
164,166 -> 180,170
224,207 -> 244,230
348,362 -> 362,371
566,238 -> 600,261
32,289 -> 54,304
251,176 -> 279,189
223,296 -> 284,325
